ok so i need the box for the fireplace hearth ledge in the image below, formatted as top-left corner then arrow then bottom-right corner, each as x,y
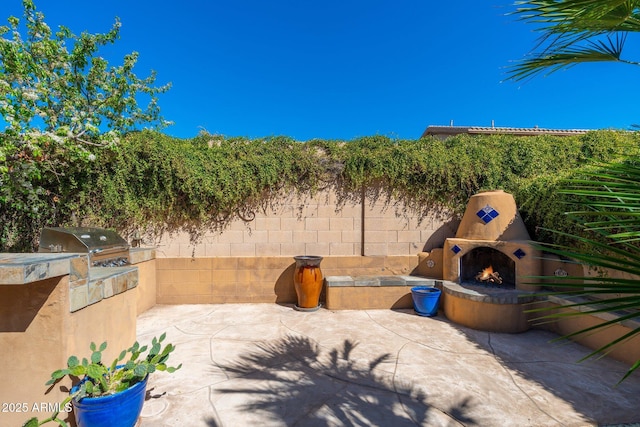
441,280 -> 536,304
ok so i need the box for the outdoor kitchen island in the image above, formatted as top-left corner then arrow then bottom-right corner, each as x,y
0,247 -> 156,427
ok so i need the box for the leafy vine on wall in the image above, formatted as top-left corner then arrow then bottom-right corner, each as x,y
1,129 -> 638,252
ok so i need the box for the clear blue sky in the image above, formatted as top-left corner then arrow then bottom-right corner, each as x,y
4,0 -> 640,141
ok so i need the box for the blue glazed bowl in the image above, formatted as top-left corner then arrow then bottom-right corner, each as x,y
410,286 -> 441,317
71,375 -> 148,427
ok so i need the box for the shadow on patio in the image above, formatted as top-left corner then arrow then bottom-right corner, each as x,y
418,310 -> 640,426
210,334 -> 478,426
136,304 -> 640,426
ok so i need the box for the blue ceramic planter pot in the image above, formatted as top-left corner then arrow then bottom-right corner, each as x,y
71,375 -> 148,427
411,286 -> 441,317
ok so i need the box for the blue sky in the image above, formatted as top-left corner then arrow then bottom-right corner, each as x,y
4,0 -> 640,141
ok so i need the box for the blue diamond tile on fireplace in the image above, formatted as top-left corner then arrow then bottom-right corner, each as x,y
476,205 -> 500,224
451,245 -> 461,254
513,248 -> 526,259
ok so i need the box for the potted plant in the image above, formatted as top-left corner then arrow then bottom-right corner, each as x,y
23,333 -> 181,427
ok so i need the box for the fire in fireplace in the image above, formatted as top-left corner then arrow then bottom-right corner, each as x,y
460,247 -> 516,288
476,266 -> 501,284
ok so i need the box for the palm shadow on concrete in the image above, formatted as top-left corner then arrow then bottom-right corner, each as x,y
214,334 -> 478,426
444,318 -> 640,425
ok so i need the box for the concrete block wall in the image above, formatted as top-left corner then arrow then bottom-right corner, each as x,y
151,189 -> 448,258
148,188 -> 452,304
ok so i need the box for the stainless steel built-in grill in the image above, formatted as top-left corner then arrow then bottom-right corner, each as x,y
38,227 -> 130,267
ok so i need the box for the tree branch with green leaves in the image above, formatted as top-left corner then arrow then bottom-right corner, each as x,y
0,0 -> 171,251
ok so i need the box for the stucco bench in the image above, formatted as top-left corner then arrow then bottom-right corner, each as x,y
324,275 -> 438,310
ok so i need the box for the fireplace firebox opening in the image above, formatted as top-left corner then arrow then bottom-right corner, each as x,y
460,247 -> 516,288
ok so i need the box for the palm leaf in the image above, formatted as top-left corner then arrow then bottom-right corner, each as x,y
508,0 -> 640,80
530,158 -> 640,381
509,34 -> 630,80
513,0 -> 640,33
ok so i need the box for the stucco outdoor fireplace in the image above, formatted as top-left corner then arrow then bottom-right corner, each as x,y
440,190 -> 541,333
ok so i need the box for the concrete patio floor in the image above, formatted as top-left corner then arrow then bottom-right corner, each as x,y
136,304 -> 640,427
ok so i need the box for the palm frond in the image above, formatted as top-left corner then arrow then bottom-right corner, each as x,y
509,34 -> 631,80
508,0 -> 640,80
530,158 -> 640,381
513,0 -> 640,33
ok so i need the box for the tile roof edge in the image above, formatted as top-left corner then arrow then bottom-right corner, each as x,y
425,125 -> 592,133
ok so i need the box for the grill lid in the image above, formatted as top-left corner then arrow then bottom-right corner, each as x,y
38,227 -> 129,254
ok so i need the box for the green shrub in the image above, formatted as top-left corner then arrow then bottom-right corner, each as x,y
2,129 -> 638,251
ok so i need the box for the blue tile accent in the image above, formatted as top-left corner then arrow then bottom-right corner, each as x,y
476,205 -> 500,224
513,248 -> 526,259
451,245 -> 461,254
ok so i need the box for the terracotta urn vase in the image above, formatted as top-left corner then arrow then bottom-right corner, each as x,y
293,255 -> 323,311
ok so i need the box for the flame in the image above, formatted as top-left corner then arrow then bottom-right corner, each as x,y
478,265 -> 494,281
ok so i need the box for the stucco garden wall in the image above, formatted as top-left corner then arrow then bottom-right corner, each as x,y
156,255 -> 419,304
533,299 -> 640,367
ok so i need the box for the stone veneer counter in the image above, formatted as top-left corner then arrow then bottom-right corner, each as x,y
0,252 -> 81,285
129,247 -> 156,264
0,248 -> 155,311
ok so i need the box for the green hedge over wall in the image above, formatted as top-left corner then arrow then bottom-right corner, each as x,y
2,129 -> 638,251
